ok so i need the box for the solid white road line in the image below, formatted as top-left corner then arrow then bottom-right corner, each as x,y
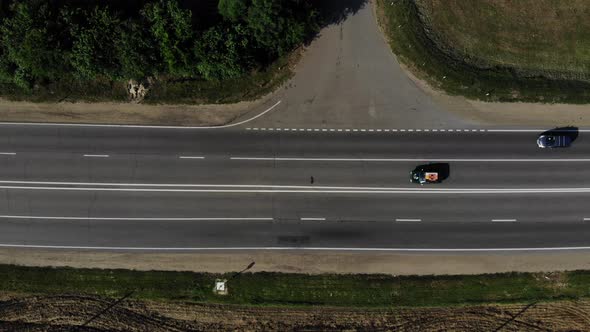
83,154 -> 109,158
1,244 -> 590,252
3,180 -> 590,193
230,157 -> 590,162
3,186 -> 590,194
395,218 -> 421,222
0,100 -> 281,129
5,186 -> 590,195
491,219 -> 517,222
178,156 -> 205,159
0,215 -> 272,221
300,217 -> 326,221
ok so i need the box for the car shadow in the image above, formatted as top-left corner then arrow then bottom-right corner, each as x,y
541,126 -> 579,143
417,163 -> 450,182
429,163 -> 450,182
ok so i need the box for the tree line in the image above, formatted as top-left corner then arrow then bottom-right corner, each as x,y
0,0 -> 319,91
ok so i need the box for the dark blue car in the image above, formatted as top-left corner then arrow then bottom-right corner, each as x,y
537,134 -> 572,148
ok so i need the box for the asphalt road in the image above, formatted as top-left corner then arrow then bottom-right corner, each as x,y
0,125 -> 589,250
0,3 -> 586,253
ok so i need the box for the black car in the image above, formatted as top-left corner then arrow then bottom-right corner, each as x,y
410,164 -> 449,185
536,134 -> 572,148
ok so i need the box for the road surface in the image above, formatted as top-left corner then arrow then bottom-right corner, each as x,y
0,125 -> 589,250
249,0 -> 472,129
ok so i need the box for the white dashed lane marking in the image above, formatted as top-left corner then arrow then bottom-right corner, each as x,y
83,154 -> 109,158
491,219 -> 517,222
245,127 -> 590,133
179,156 -> 206,159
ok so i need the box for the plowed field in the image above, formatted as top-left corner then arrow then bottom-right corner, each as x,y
0,294 -> 589,331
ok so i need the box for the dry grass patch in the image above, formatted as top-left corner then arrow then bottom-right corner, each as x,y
418,0 -> 590,79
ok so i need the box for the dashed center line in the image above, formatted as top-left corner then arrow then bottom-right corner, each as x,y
300,217 -> 326,221
491,219 -> 517,222
83,154 -> 109,158
246,127 -> 491,133
395,218 -> 421,222
245,127 -> 588,133
0,152 -> 16,155
179,156 -> 205,159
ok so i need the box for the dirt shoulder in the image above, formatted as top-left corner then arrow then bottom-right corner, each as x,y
1,293 -> 588,331
403,62 -> 590,127
0,96 -> 279,126
8,248 -> 590,275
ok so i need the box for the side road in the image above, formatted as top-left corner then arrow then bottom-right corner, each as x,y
5,249 -> 590,275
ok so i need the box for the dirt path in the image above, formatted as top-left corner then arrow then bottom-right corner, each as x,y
0,293 -> 588,331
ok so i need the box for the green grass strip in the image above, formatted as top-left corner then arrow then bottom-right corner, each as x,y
2,264 -> 590,307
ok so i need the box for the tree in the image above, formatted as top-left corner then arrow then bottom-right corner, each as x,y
245,0 -> 314,59
218,0 -> 249,22
70,7 -> 121,80
0,1 -> 68,88
116,20 -> 159,80
0,49 -> 14,83
141,0 -> 194,77
195,23 -> 249,81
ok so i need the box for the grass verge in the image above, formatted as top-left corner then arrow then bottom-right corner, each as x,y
0,54 -> 294,105
376,0 -> 590,103
2,264 -> 590,307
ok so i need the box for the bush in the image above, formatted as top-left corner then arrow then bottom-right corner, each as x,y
70,7 -> 121,80
195,24 -> 250,81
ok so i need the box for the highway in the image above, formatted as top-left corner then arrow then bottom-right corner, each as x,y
0,125 -> 589,250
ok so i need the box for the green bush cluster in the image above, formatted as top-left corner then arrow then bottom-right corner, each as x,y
0,0 -> 318,92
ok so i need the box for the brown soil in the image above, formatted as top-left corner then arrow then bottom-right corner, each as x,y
0,293 -> 588,331
7,249 -> 590,276
0,96 -> 275,127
